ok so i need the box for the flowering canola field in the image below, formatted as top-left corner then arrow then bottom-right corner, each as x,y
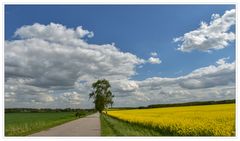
106,104 -> 235,136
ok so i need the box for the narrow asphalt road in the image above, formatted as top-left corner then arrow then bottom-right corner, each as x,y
30,112 -> 100,136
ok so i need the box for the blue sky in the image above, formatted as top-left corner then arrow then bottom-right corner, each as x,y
5,5 -> 236,108
5,5 -> 235,80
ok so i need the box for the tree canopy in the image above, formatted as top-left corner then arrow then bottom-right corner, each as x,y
89,79 -> 114,113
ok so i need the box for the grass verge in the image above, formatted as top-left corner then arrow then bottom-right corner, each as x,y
100,113 -> 162,136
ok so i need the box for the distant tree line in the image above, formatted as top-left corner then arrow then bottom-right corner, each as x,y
146,99 -> 235,108
112,99 -> 235,110
5,108 -> 96,113
5,99 -> 235,113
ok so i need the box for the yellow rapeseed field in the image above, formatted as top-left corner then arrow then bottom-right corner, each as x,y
106,104 -> 235,136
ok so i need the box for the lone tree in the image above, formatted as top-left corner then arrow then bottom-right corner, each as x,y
89,79 -> 114,113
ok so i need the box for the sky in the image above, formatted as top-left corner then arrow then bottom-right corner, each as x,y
4,5 -> 236,108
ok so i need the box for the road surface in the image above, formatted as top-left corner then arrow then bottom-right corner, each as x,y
30,112 -> 100,136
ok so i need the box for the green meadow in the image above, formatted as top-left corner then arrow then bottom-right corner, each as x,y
5,112 -> 78,136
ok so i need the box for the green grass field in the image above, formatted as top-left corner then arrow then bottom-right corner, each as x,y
5,112 -> 78,136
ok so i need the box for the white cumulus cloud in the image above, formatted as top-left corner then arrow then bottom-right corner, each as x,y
150,52 -> 158,57
148,57 -> 162,64
5,22 -> 235,108
5,23 -> 145,108
216,57 -> 230,65
135,58 -> 235,105
174,9 -> 235,52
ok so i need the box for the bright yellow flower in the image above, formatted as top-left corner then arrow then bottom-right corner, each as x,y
107,104 -> 235,136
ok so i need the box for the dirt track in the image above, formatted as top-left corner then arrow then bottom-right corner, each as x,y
30,112 -> 100,136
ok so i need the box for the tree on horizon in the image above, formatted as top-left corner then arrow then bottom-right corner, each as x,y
89,79 -> 114,113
